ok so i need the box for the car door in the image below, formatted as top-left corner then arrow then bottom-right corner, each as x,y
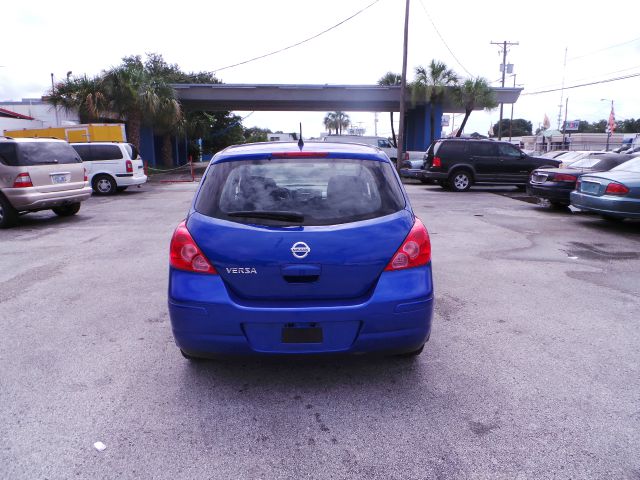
497,143 -> 529,181
469,142 -> 499,180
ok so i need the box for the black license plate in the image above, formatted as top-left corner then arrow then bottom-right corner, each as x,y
282,327 -> 323,343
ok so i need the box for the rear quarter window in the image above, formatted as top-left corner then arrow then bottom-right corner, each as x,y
195,158 -> 406,226
438,142 -> 467,156
0,144 -> 18,166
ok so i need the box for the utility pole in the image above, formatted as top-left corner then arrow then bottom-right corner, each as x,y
509,74 -> 516,141
396,0 -> 410,171
557,47 -> 568,130
50,73 -> 60,127
491,40 -> 518,140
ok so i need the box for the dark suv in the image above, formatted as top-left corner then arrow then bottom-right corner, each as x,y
421,139 -> 561,191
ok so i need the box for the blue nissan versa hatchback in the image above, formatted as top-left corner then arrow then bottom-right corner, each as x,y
168,142 -> 434,359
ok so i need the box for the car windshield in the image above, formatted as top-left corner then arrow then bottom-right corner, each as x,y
570,157 -> 603,168
195,158 -> 406,226
611,157 -> 640,173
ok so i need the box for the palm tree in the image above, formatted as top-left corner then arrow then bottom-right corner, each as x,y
452,78 -> 497,137
377,72 -> 401,147
48,74 -> 108,123
146,81 -> 183,167
323,111 -> 350,135
412,60 -> 458,144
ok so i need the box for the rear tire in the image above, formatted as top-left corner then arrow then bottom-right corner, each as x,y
52,203 -> 81,217
448,170 -> 473,192
0,195 -> 19,228
396,344 -> 425,358
93,174 -> 117,195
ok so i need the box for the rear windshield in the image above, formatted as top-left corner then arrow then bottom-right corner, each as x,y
0,142 -> 81,166
612,157 -> 640,173
195,158 -> 406,226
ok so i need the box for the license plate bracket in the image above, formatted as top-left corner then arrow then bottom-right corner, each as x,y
282,326 -> 323,343
51,174 -> 70,184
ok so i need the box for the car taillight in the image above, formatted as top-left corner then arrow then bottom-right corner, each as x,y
552,173 -> 577,182
13,172 -> 33,188
404,152 -> 409,160
84,167 -> 88,182
126,160 -> 133,173
605,182 -> 629,195
575,179 -> 581,190
384,218 -> 431,271
169,221 -> 217,274
432,156 -> 442,168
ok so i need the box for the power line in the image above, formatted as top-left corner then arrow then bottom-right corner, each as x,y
522,72 -> 640,95
525,64 -> 640,92
568,36 -> 640,62
212,0 -> 383,73
416,0 -> 473,77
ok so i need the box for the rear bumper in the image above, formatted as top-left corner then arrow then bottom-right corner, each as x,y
570,191 -> 640,218
3,185 -> 92,211
168,266 -> 434,356
399,168 -> 423,179
422,171 -> 448,180
527,184 -> 573,203
116,174 -> 147,187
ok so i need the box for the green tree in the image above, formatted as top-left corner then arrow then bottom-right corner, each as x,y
490,118 -> 532,138
412,60 -> 458,144
323,111 -> 351,135
377,72 -> 402,147
243,126 -> 271,143
452,77 -> 497,137
48,74 -> 109,123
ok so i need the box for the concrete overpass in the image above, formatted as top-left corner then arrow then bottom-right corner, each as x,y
173,83 -> 523,150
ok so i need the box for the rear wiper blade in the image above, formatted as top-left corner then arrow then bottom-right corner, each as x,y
227,210 -> 305,222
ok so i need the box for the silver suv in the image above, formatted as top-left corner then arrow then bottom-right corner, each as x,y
0,137 -> 92,228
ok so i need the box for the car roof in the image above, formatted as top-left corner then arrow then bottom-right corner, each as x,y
213,141 -> 389,164
0,136 -> 68,143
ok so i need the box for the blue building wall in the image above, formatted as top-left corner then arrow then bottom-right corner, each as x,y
138,126 -> 188,168
405,103 -> 443,151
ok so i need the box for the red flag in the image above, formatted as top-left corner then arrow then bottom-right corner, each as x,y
608,104 -> 616,134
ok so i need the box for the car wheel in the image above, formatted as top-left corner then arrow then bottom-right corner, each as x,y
448,170 -> 473,192
116,186 -> 128,192
93,174 -> 117,195
180,349 -> 201,361
52,203 -> 81,217
0,195 -> 19,228
396,344 -> 425,358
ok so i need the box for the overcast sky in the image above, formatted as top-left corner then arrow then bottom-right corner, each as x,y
2,0 -> 639,140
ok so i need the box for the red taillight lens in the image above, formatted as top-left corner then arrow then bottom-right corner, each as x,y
126,160 -> 133,173
169,221 -> 217,274
432,156 -> 442,168
552,173 -> 577,182
84,167 -> 88,182
576,179 -> 581,190
13,172 -> 33,188
605,182 -> 629,195
384,218 -> 431,271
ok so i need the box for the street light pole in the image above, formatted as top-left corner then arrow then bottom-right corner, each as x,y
396,0 -> 410,172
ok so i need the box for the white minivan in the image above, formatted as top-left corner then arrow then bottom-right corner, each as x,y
322,135 -> 397,163
71,142 -> 147,195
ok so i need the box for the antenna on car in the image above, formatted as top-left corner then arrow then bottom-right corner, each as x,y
298,123 -> 304,150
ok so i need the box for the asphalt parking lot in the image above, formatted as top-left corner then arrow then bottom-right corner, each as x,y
1,181 -> 639,479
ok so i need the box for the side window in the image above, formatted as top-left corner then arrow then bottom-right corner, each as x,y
439,142 -> 467,156
378,139 -> 392,148
0,144 -> 18,166
473,143 -> 497,156
72,144 -> 93,161
498,144 -> 521,157
91,145 -> 123,160
125,143 -> 139,159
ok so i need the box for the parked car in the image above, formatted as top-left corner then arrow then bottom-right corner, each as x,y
557,151 -> 607,167
321,135 -> 398,163
399,151 -> 428,182
421,138 -> 561,191
528,153 -> 633,208
570,156 -> 640,221
539,150 -> 569,159
168,141 -> 434,359
0,137 -> 92,228
71,142 -> 147,195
